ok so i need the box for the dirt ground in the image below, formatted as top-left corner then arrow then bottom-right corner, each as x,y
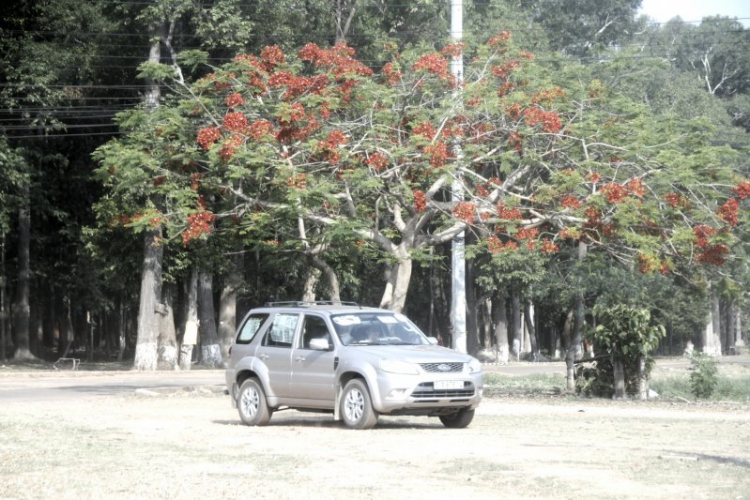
1,377 -> 749,500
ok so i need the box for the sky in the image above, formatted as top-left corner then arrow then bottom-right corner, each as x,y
639,0 -> 750,26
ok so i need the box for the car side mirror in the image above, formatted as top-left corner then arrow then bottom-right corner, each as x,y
426,337 -> 439,345
309,338 -> 332,351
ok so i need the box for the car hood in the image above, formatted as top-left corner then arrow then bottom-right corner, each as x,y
345,344 -> 475,364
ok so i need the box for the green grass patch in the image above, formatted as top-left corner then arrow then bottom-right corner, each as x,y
650,372 -> 750,402
484,372 -> 567,396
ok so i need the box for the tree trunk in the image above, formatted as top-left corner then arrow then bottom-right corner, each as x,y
637,355 -> 648,400
180,268 -> 199,370
310,255 -> 341,302
198,269 -> 222,367
218,257 -> 241,358
302,267 -> 320,302
0,232 -> 6,360
491,289 -> 509,364
524,299 -> 538,358
465,256 -> 480,355
379,257 -> 412,312
58,296 -> 73,358
510,289 -> 521,360
13,183 -> 35,361
157,285 -> 178,370
133,228 -> 163,371
702,285 -> 721,356
566,241 -> 587,391
724,299 -> 736,355
613,357 -> 626,399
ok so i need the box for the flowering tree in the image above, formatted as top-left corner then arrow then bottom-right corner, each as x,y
98,33 -> 749,319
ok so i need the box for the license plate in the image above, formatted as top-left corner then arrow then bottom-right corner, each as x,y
434,380 -> 464,390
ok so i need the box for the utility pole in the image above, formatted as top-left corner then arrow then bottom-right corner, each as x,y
450,0 -> 467,354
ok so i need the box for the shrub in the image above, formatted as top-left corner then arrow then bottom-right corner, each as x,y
689,353 -> 719,399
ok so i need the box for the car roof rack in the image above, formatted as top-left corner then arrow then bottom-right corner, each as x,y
263,300 -> 361,308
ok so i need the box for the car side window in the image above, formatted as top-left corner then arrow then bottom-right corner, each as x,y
236,313 -> 269,344
263,313 -> 299,348
299,315 -> 332,349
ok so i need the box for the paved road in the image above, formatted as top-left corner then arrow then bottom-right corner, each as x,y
1,354 -> 747,402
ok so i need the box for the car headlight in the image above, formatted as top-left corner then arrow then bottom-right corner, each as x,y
467,358 -> 482,374
380,359 -> 419,375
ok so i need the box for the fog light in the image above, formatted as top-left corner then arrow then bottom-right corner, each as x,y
387,389 -> 407,399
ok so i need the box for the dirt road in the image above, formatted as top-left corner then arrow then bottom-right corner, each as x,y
1,370 -> 748,499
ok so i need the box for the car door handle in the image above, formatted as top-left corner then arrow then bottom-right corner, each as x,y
294,356 -> 306,362
258,354 -> 269,360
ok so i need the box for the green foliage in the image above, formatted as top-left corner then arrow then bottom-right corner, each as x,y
577,304 -> 665,397
689,353 -> 719,399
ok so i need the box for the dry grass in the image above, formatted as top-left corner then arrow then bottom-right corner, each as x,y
1,387 -> 749,499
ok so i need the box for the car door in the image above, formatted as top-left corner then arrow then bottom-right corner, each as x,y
255,312 -> 300,399
289,314 -> 337,404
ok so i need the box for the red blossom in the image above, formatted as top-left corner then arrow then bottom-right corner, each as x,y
222,112 -> 248,133
382,62 -> 402,85
497,203 -> 522,221
488,31 -> 512,47
225,92 -> 245,108
516,227 -> 538,240
698,244 -> 729,266
286,174 -> 307,190
664,192 -> 690,209
693,225 -> 717,248
248,120 -> 274,141
491,60 -> 520,80
197,127 -> 221,150
600,182 -> 628,203
540,238 -> 559,254
260,45 -> 285,71
625,179 -> 647,198
523,107 -> 562,133
182,211 -> 216,245
424,141 -> 450,168
413,122 -> 437,140
731,180 -> 750,199
366,152 -> 388,172
717,198 -> 739,226
508,132 -> 522,152
219,135 -> 243,161
413,189 -> 427,213
413,53 -> 451,81
560,195 -> 581,209
440,43 -> 465,58
452,202 -> 476,224
586,172 -> 601,184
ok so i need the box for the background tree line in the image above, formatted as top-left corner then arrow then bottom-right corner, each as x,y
0,0 -> 748,372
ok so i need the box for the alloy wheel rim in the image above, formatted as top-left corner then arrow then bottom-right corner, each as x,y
241,387 -> 259,418
344,388 -> 364,422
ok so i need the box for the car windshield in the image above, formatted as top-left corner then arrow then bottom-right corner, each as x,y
331,312 -> 429,346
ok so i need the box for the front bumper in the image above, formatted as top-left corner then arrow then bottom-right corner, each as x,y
370,370 -> 484,415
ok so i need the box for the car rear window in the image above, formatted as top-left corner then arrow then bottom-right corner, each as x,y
236,313 -> 269,344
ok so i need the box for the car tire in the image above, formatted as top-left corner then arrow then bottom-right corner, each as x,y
340,379 -> 378,430
439,408 -> 475,429
238,378 -> 271,426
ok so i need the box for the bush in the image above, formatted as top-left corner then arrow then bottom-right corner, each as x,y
689,353 -> 719,399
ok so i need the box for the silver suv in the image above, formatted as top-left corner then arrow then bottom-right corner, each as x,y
225,301 -> 484,429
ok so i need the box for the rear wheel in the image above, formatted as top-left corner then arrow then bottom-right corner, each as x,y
340,379 -> 378,430
237,378 -> 271,426
439,408 -> 475,428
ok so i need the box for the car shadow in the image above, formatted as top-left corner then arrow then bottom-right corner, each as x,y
212,417 -> 441,430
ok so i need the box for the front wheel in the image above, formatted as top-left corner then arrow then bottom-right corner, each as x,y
237,378 -> 271,426
340,379 -> 378,430
439,408 -> 475,429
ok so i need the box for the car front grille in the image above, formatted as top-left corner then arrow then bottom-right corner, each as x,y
411,382 -> 475,399
419,362 -> 464,373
